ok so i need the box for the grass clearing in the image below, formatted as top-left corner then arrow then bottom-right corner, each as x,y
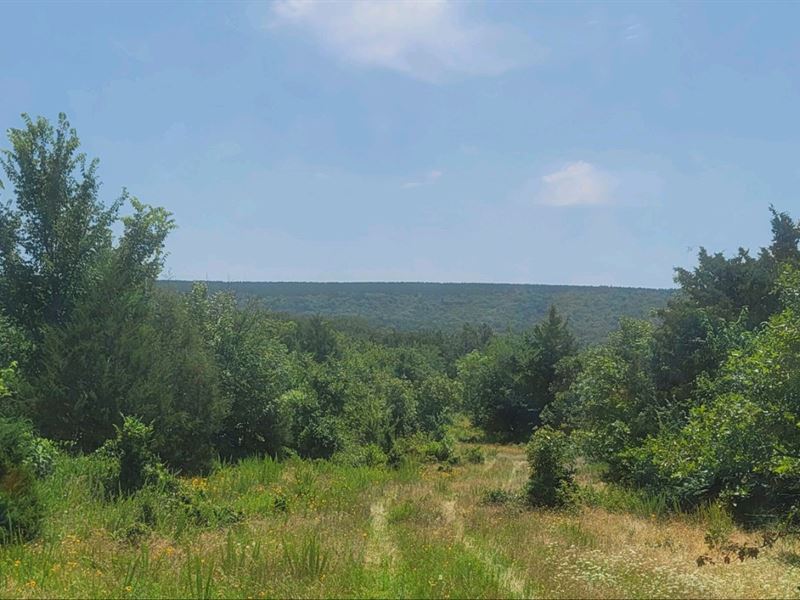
1,444 -> 798,598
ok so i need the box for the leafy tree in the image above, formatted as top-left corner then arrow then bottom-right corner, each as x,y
457,336 -> 529,441
188,283 -> 298,459
648,208 -> 800,407
0,114 -> 120,337
380,374 -> 418,439
0,313 -> 30,372
294,316 -> 339,362
457,307 -> 576,441
0,365 -> 13,400
417,373 -> 460,433
629,266 -> 800,517
566,319 -> 658,479
0,114 -> 183,457
767,205 -> 800,265
280,388 -> 343,459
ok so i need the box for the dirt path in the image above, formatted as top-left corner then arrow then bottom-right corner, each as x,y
365,490 -> 398,569
506,457 -> 525,489
441,496 -> 527,598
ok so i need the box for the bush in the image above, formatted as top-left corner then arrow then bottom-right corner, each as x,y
332,443 -> 387,468
525,426 -> 575,508
0,418 -> 44,542
481,488 -> 517,505
417,374 -> 459,433
281,389 -> 344,459
21,432 -> 59,479
464,446 -> 485,464
425,435 -> 459,465
93,416 -> 172,497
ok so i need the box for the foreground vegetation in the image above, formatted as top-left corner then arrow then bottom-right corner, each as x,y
2,442 -> 798,599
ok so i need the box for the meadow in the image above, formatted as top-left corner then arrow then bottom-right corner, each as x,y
3,442 -> 798,599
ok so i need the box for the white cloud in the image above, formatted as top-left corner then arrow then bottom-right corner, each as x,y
267,0 -> 538,82
538,161 -> 616,207
403,169 -> 443,189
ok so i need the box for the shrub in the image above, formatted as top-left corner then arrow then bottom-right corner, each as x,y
0,418 -> 44,542
420,435 -> 460,465
332,443 -> 388,468
525,426 -> 575,508
280,389 -> 343,459
448,416 -> 484,443
93,416 -> 172,497
481,488 -> 517,505
21,432 -> 59,479
464,446 -> 485,464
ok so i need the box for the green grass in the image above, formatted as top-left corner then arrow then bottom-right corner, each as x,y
578,482 -> 682,520
2,447 -> 798,598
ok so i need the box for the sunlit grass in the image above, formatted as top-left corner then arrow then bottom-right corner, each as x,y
1,445 -> 798,598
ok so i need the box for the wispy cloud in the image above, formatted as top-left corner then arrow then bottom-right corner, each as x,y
266,0 -> 539,82
402,169 -> 443,189
538,161 -> 616,207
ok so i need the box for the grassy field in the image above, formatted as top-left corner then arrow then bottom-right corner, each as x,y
3,445 -> 799,599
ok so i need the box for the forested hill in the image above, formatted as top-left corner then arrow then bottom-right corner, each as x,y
158,281 -> 674,345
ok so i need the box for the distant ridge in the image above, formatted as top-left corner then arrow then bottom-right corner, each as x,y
158,280 -> 674,345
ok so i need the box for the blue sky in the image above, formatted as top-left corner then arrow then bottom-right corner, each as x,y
1,1 -> 799,288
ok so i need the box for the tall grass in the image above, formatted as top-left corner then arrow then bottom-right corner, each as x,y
578,483 -> 682,520
282,534 -> 330,580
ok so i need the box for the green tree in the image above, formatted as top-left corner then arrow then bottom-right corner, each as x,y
630,266 -> 800,517
417,373 -> 460,433
519,305 -> 577,425
188,283 -> 298,459
0,114 -> 120,336
525,426 -> 575,508
457,307 -> 576,441
294,316 -> 339,362
566,319 -> 658,480
0,114 -> 182,457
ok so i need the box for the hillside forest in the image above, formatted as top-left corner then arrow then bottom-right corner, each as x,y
0,115 -> 799,597
157,281 -> 673,347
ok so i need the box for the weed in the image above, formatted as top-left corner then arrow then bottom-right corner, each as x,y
464,446 -> 486,465
481,488 -> 517,506
283,534 -> 329,580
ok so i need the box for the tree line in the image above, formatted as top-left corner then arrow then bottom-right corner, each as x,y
459,204 -> 800,525
0,115 -> 492,488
